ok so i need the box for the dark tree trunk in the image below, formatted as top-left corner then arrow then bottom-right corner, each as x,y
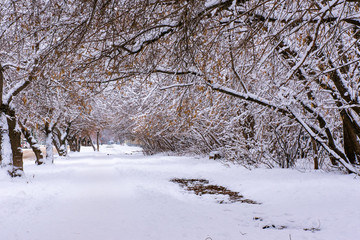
53,137 -> 61,156
68,136 -> 77,152
311,139 -> 319,170
77,136 -> 81,152
342,110 -> 360,165
96,131 -> 100,151
69,135 -> 81,152
7,108 -> 23,177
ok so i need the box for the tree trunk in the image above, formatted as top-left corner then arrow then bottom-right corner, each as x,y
58,141 -> 68,156
88,135 -> 96,151
341,110 -> 360,165
20,124 -> 44,165
0,66 -> 7,169
311,139 -> 319,170
68,136 -> 77,152
53,137 -> 61,156
53,138 -> 68,157
59,126 -> 70,156
53,128 -> 68,157
96,131 -> 100,151
7,108 -> 23,177
0,111 -> 12,171
77,136 -> 81,152
0,68 -> 22,176
45,122 -> 54,163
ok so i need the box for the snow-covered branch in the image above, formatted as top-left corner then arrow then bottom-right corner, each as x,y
160,83 -> 194,90
3,80 -> 30,105
208,83 -> 290,115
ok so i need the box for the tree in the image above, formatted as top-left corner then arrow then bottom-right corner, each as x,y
0,0 -> 100,175
81,0 -> 360,173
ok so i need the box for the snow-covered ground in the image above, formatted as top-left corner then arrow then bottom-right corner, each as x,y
0,145 -> 359,240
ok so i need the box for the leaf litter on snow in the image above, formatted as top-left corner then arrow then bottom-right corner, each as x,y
170,178 -> 259,204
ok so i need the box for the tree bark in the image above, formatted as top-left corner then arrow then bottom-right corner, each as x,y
68,136 -> 77,152
7,108 -> 23,177
53,137 -> 61,156
96,131 -> 100,151
88,135 -> 96,151
53,127 -> 69,157
341,110 -> 360,165
20,124 -> 44,165
77,136 -> 81,152
311,139 -> 319,170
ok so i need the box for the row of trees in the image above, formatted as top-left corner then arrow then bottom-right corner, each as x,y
1,0 -> 360,176
107,0 -> 360,173
0,0 -> 106,176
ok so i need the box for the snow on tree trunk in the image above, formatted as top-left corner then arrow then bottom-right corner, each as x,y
59,143 -> 67,156
21,126 -> 44,165
46,131 -> 54,163
0,112 -> 12,172
53,132 -> 67,157
45,122 -> 54,164
58,129 -> 69,156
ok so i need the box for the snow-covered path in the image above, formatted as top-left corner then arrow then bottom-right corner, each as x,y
0,145 -> 359,240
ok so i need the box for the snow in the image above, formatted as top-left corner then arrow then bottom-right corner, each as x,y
205,0 -> 222,8
1,145 -> 360,240
205,0 -> 231,8
0,112 -> 12,168
45,131 -> 54,163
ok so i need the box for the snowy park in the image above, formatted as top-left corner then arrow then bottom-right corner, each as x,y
2,1 -> 360,239
1,144 -> 359,240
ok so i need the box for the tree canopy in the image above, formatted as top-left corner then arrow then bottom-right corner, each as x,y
1,0 -> 360,176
